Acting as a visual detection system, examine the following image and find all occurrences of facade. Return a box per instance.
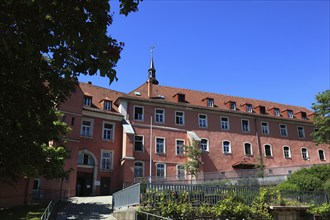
[1,57,328,207]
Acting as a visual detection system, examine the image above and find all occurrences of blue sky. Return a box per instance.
[79,0,330,110]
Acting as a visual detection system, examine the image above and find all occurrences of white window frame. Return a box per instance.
[155,108,165,124]
[280,124,288,137]
[230,101,236,110]
[244,142,253,156]
[301,147,309,160]
[200,138,209,152]
[155,137,166,154]
[220,117,230,130]
[264,144,273,157]
[177,164,186,180]
[102,121,114,141]
[297,126,305,138]
[222,140,231,154]
[283,146,291,159]
[134,135,144,152]
[287,110,294,118]
[241,119,250,132]
[261,121,269,135]
[83,96,92,106]
[318,149,326,161]
[207,98,214,107]
[198,114,208,128]
[175,111,185,126]
[176,139,185,156]
[81,118,94,137]
[134,161,144,177]
[156,163,166,178]
[274,108,280,116]
[246,104,253,113]
[100,150,113,171]
[103,100,112,111]
[134,105,144,121]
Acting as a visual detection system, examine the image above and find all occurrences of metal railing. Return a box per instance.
[40,200,56,220]
[136,210,173,220]
[112,183,141,210]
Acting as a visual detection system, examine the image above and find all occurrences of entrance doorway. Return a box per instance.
[76,172,93,196]
[100,177,111,195]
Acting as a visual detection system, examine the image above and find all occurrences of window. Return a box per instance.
[264,144,273,157]
[198,114,208,128]
[103,100,112,111]
[134,161,144,177]
[319,150,325,161]
[207,98,214,107]
[156,137,165,154]
[78,152,94,166]
[83,96,92,106]
[301,148,309,160]
[175,111,185,125]
[283,146,291,158]
[280,124,288,137]
[81,119,93,137]
[200,139,209,151]
[223,141,231,154]
[134,135,144,152]
[71,117,75,126]
[242,119,250,132]
[177,165,186,179]
[297,126,305,138]
[102,122,114,141]
[244,143,252,156]
[178,94,185,102]
[261,122,269,135]
[230,101,236,110]
[101,150,113,171]
[220,117,229,130]
[301,112,307,120]
[260,106,266,114]
[287,110,294,118]
[246,104,253,113]
[176,140,185,156]
[155,109,165,123]
[274,108,280,116]
[156,163,166,178]
[33,179,40,190]
[134,106,144,121]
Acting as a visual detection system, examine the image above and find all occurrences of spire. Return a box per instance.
[148,46,158,85]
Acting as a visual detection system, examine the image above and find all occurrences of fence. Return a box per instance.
[112,183,141,210]
[40,200,56,220]
[136,210,173,220]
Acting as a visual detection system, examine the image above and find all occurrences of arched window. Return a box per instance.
[244,142,252,156]
[264,144,273,157]
[78,152,95,166]
[134,161,144,177]
[156,163,166,178]
[318,149,326,161]
[200,139,209,152]
[301,148,309,160]
[283,146,291,158]
[223,141,231,154]
[176,164,186,179]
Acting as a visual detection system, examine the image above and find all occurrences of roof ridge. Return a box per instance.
[79,82,126,95]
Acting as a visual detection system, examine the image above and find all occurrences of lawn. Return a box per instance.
[0,203,47,220]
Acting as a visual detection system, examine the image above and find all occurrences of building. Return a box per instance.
[1,56,328,207]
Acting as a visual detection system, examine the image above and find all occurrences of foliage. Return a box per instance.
[184,140,203,179]
[0,203,47,220]
[0,0,141,183]
[250,187,279,220]
[312,90,330,145]
[308,203,330,219]
[277,165,330,192]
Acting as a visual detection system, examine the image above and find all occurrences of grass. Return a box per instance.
[0,203,47,220]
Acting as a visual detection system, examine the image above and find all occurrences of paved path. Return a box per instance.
[56,196,116,220]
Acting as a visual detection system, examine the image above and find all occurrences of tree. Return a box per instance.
[0,0,141,183]
[312,90,330,145]
[184,140,203,180]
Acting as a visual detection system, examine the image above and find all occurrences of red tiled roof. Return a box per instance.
[127,83,314,120]
[79,82,125,112]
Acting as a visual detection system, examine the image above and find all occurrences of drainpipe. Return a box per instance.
[254,117,264,178]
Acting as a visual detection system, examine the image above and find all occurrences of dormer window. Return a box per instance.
[207,98,214,107]
[287,110,294,118]
[104,100,112,111]
[246,104,253,113]
[84,96,92,107]
[230,101,236,110]
[260,106,266,114]
[178,94,185,103]
[274,108,280,116]
[301,112,307,120]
